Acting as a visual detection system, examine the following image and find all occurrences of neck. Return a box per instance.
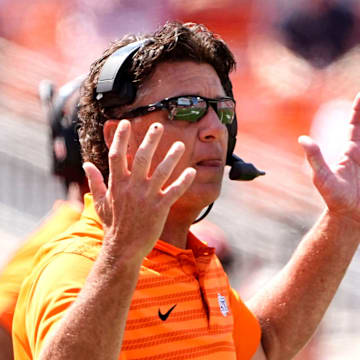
[160,205,202,249]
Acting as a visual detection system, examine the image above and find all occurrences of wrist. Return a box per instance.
[313,209,360,250]
[101,226,156,267]
[99,244,144,272]
[100,231,145,273]
[323,208,360,230]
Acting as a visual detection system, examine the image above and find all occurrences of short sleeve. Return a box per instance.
[23,253,93,358]
[229,288,261,359]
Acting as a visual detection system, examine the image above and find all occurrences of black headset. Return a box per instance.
[39,76,85,188]
[95,40,265,182]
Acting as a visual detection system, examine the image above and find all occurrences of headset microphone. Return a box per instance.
[228,154,265,181]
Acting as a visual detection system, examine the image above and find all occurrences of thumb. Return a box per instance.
[83,162,107,205]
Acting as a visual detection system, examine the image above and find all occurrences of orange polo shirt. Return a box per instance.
[0,201,81,334]
[12,194,261,359]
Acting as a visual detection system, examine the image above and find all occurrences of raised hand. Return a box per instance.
[83,120,196,263]
[299,93,360,223]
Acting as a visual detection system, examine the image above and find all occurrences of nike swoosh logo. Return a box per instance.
[158,304,177,321]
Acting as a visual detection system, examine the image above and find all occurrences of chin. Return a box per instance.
[188,182,222,207]
[170,182,221,215]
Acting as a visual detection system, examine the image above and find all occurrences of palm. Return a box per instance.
[300,94,360,223]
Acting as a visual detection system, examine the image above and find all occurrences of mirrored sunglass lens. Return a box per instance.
[173,97,207,122]
[218,108,235,124]
[217,100,235,124]
[174,107,206,122]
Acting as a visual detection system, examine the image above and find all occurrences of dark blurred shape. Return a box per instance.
[39,76,85,190]
[279,1,357,68]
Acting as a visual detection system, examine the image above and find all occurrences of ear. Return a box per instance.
[103,120,119,149]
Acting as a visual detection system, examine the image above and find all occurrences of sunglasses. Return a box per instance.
[105,95,236,124]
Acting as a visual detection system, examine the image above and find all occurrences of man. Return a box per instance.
[0,77,87,359]
[12,21,360,359]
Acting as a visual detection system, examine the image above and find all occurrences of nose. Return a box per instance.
[198,106,227,142]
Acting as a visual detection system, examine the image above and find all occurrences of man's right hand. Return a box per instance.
[83,120,196,265]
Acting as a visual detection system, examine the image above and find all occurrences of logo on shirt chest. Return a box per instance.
[217,293,229,317]
[158,304,177,321]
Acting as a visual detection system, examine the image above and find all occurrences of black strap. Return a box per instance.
[192,203,214,224]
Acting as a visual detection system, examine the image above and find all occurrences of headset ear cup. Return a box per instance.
[122,82,136,105]
[113,75,137,105]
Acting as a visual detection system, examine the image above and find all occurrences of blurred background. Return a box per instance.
[1,0,360,358]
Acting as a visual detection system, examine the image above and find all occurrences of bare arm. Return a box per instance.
[248,211,359,359]
[0,325,13,360]
[251,343,267,360]
[39,121,196,360]
[248,93,360,359]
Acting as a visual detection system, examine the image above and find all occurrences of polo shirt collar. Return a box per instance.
[81,193,215,257]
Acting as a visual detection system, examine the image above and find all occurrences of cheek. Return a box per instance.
[127,129,175,174]
[154,134,194,178]
[152,137,178,167]
[128,120,196,174]
[220,128,229,157]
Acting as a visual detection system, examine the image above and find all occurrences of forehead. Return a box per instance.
[136,61,225,105]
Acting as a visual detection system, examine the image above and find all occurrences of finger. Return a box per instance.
[161,167,197,206]
[298,135,331,176]
[151,141,185,189]
[131,123,163,179]
[350,92,360,124]
[108,120,131,182]
[83,162,107,205]
[349,93,360,141]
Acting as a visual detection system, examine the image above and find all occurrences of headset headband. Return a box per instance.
[97,40,148,96]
